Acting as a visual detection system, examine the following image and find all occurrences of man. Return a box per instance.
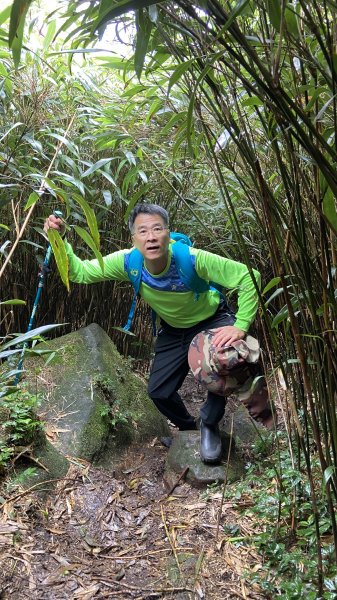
[45,203,272,464]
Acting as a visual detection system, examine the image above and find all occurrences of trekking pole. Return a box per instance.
[14,210,64,384]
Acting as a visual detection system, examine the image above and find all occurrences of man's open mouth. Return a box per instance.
[147,245,160,251]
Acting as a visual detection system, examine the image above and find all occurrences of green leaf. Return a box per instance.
[168,60,194,94]
[266,0,281,31]
[47,229,69,291]
[222,0,251,31]
[44,132,79,156]
[102,190,112,207]
[0,62,12,95]
[323,187,337,233]
[135,8,153,79]
[24,191,39,210]
[73,226,104,273]
[81,158,114,178]
[112,326,136,336]
[304,87,328,112]
[0,122,24,143]
[145,97,163,122]
[43,19,56,52]
[1,323,64,351]
[0,5,11,27]
[9,0,33,68]
[72,193,100,250]
[93,0,160,31]
[323,466,335,485]
[271,305,289,328]
[262,277,281,295]
[0,299,26,306]
[124,184,151,223]
[242,96,264,107]
[97,56,132,70]
[161,112,187,135]
[284,4,299,37]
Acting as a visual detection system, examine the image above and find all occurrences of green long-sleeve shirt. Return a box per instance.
[65,242,261,331]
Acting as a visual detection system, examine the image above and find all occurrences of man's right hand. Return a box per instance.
[44,214,66,237]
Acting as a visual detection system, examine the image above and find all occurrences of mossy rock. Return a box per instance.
[24,323,169,465]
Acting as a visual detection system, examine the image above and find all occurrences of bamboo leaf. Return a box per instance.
[81,158,114,178]
[72,193,100,249]
[168,60,194,94]
[161,112,187,134]
[43,19,56,51]
[323,187,337,233]
[45,132,79,156]
[285,4,299,37]
[0,122,24,143]
[93,0,160,32]
[1,323,64,351]
[222,0,251,31]
[0,299,26,306]
[323,466,335,485]
[271,305,289,328]
[24,191,39,210]
[73,226,104,273]
[262,277,281,295]
[124,184,151,223]
[0,6,11,26]
[47,229,70,291]
[9,0,33,67]
[102,190,112,207]
[266,0,281,31]
[242,96,264,107]
[135,8,153,80]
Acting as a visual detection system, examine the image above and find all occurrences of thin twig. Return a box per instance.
[216,416,234,541]
[160,504,183,577]
[0,476,78,509]
[94,577,194,594]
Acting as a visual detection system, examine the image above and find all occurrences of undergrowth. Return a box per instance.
[221,431,337,599]
[0,385,42,474]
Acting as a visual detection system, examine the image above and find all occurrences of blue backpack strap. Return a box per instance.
[123,248,144,331]
[171,241,209,298]
[170,232,193,246]
[126,248,143,294]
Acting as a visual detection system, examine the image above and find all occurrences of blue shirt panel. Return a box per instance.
[124,252,197,293]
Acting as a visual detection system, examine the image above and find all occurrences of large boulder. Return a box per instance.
[25,323,169,465]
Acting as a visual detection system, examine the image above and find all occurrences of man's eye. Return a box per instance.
[153,227,162,233]
[138,230,146,235]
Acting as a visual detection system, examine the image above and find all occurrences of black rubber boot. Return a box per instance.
[200,421,222,464]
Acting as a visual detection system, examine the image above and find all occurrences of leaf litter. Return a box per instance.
[0,375,267,600]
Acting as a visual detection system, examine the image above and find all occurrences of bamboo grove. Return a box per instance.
[2,0,337,594]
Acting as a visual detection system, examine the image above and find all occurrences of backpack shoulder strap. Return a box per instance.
[171,242,209,296]
[123,248,144,331]
[126,248,144,295]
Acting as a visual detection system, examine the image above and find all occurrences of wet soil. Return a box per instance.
[0,375,266,600]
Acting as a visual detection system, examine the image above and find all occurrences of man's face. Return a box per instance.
[132,213,170,263]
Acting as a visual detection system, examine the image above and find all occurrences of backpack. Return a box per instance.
[123,232,225,333]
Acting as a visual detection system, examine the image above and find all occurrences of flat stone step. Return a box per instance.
[166,430,245,487]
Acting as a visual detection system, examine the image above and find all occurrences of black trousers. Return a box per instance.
[147,303,235,429]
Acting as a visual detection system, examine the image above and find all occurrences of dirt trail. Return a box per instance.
[0,377,266,600]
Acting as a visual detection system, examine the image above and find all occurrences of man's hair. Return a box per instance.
[128,204,169,233]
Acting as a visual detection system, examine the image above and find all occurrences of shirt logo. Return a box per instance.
[130,269,139,276]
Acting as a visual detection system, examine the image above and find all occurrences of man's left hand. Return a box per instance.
[211,325,246,348]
